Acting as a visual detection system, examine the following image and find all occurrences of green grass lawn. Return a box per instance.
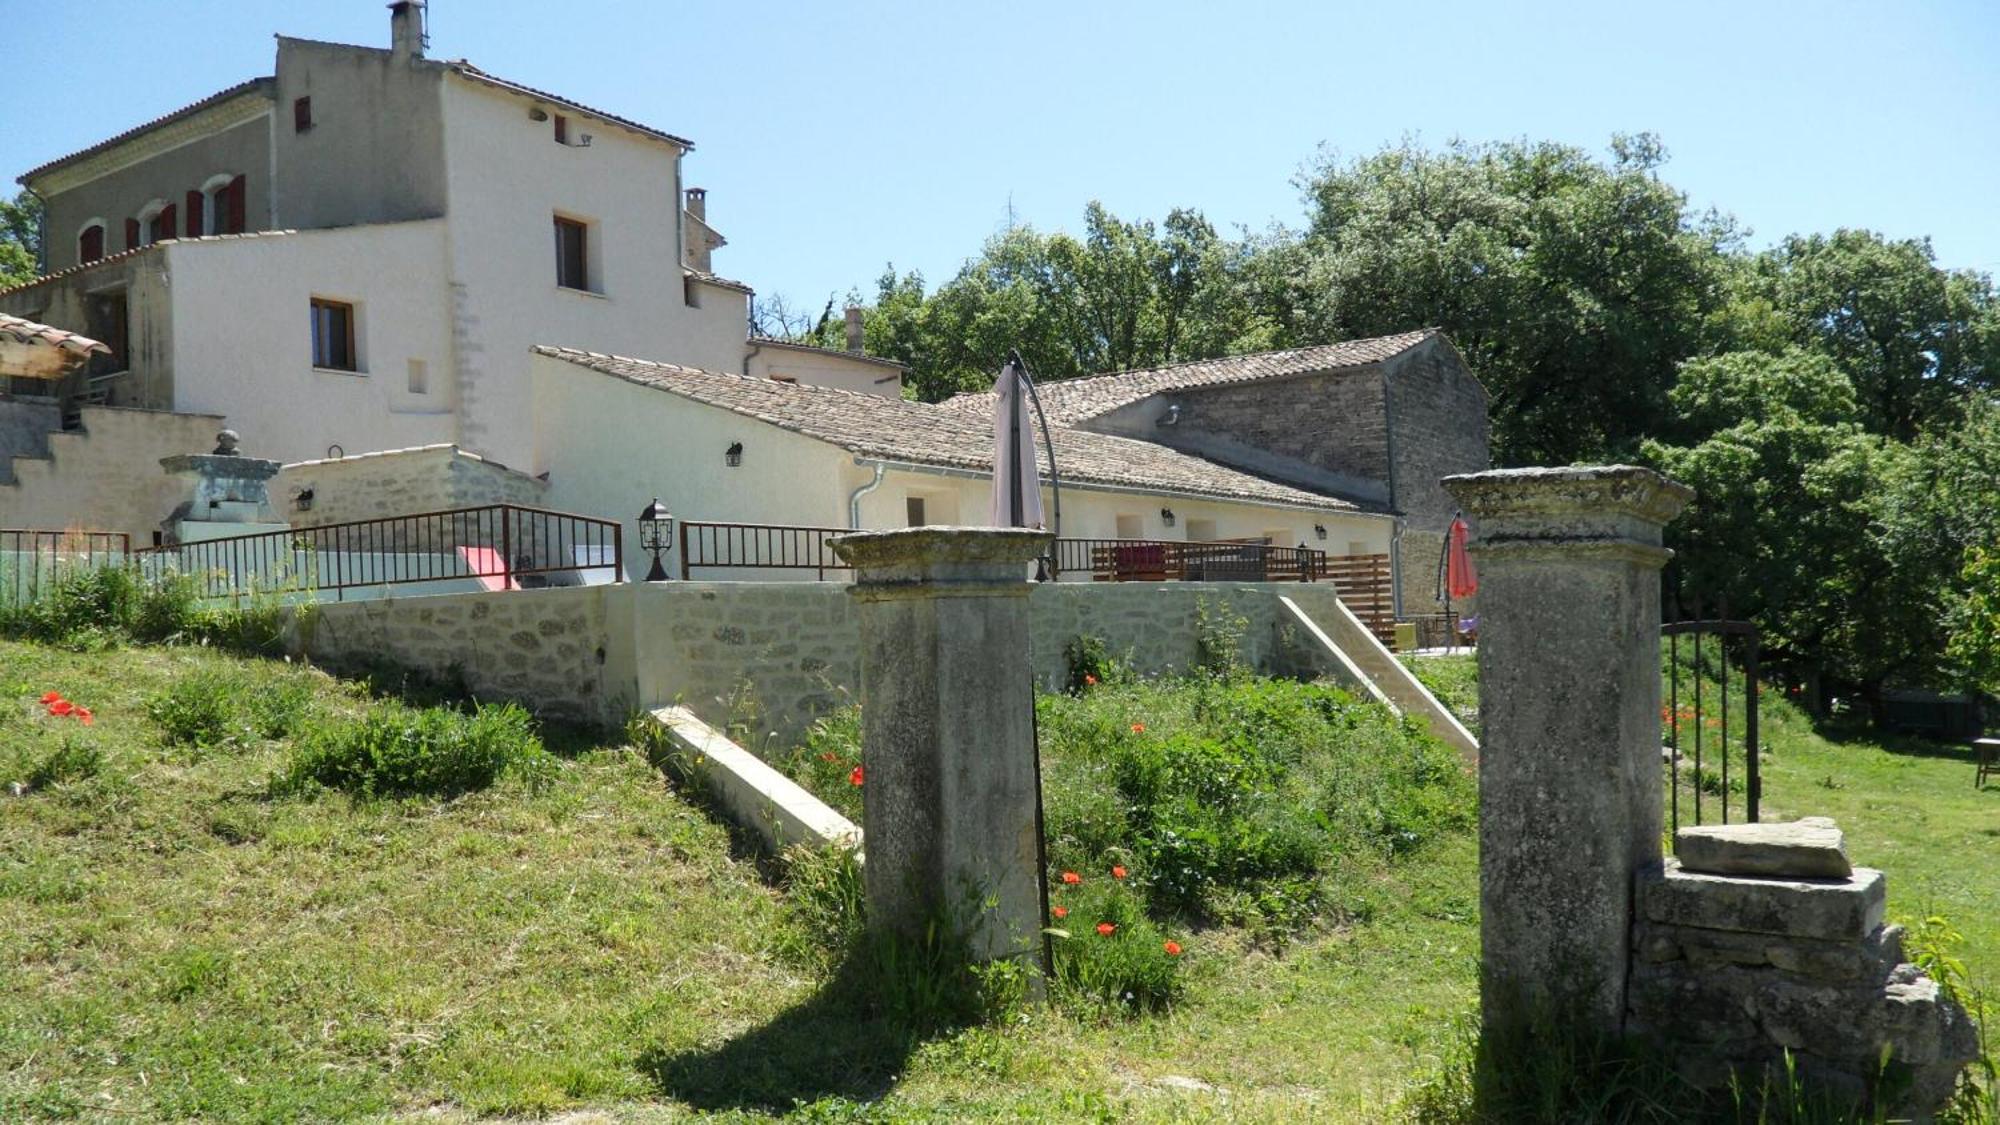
[1,640,1479,1122]
[6,636,1992,1123]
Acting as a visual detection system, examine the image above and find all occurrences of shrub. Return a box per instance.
[1064,633,1122,694]
[277,701,553,799]
[779,708,864,823]
[0,562,296,655]
[1194,597,1249,675]
[12,738,103,792]
[147,670,243,749]
[1047,871,1186,1014]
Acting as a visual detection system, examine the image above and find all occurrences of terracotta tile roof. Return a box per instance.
[941,330,1436,423]
[0,313,109,356]
[749,337,906,372]
[19,78,275,185]
[0,230,303,300]
[532,346,1358,512]
[445,61,695,150]
[685,268,754,295]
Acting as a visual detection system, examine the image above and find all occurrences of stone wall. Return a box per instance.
[277,443,547,529]
[298,579,1360,748]
[1384,337,1491,534]
[0,398,59,485]
[1174,368,1390,484]
[1630,822,1977,1115]
[0,405,225,541]
[296,585,634,726]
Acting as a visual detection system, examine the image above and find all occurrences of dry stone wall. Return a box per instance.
[276,444,547,530]
[299,579,1360,748]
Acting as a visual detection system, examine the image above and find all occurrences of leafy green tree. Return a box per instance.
[1291,134,1740,465]
[0,191,40,288]
[1747,230,2000,441]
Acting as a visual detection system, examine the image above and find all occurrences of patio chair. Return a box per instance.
[1975,736,1999,790]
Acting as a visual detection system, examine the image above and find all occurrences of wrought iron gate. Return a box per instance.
[1663,618,1760,832]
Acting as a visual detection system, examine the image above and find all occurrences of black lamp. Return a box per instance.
[1314,524,1327,541]
[724,441,743,467]
[1160,507,1175,528]
[639,498,675,581]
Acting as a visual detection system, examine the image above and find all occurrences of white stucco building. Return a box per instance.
[0,1,898,470]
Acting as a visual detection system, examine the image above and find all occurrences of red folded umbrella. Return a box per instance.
[1446,516,1478,599]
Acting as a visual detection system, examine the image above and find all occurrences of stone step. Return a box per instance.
[1641,859,1884,942]
[1676,816,1852,879]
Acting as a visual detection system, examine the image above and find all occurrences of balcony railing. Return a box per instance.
[679,520,851,580]
[133,504,622,601]
[1,528,131,606]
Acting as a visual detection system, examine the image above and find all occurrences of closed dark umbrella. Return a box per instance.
[988,356,1046,529]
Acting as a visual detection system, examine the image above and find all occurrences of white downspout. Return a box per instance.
[846,462,885,529]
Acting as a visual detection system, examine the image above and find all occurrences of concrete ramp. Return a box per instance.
[647,706,862,854]
[1279,595,1479,762]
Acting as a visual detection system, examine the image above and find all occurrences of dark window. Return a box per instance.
[78,225,105,264]
[86,290,129,375]
[553,114,568,145]
[554,216,588,290]
[906,497,927,527]
[294,96,313,132]
[148,205,176,244]
[185,190,204,236]
[310,298,356,371]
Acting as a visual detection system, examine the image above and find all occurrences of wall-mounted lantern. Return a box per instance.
[639,497,675,582]
[293,486,315,513]
[1160,507,1176,528]
[1314,524,1327,541]
[724,441,743,468]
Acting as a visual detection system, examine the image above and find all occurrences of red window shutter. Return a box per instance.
[155,204,177,242]
[186,190,204,236]
[554,114,567,145]
[79,226,104,263]
[227,174,247,233]
[124,218,141,250]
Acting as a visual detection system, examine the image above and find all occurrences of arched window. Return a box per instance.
[77,220,106,264]
[134,200,174,248]
[200,174,238,236]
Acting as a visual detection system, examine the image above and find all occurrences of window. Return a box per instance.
[77,223,105,264]
[553,215,589,290]
[407,358,428,395]
[683,275,700,308]
[135,201,170,247]
[310,298,357,371]
[553,114,568,145]
[85,290,129,374]
[906,497,927,527]
[200,175,243,236]
[148,205,176,244]
[294,96,313,132]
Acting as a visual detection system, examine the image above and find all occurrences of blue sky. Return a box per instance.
[5,0,1995,311]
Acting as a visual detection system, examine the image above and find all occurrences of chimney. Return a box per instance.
[389,0,427,60]
[845,306,865,353]
[684,187,707,223]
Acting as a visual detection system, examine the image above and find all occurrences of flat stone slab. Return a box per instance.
[1640,860,1885,941]
[1675,816,1852,879]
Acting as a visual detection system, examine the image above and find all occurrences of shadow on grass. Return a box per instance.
[1817,721,1985,765]
[636,953,960,1113]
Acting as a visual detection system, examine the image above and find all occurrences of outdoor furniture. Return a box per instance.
[1974,737,1999,790]
[1091,542,1169,582]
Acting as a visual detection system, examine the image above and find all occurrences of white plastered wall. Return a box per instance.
[439,79,750,467]
[745,345,904,398]
[163,222,456,464]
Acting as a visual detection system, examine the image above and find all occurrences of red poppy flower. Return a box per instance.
[1084,673,1098,686]
[47,700,74,716]
[1111,865,1128,879]
[1096,922,1116,937]
[1051,906,1068,919]
[848,765,865,787]
[1130,722,1146,733]
[1061,871,1081,885]
[40,691,63,704]
[1163,940,1183,956]
[75,707,93,725]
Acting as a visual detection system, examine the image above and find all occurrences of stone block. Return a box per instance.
[1676,816,1851,879]
[1640,859,1885,941]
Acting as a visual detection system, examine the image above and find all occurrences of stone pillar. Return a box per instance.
[830,526,1052,965]
[1442,465,1692,1036]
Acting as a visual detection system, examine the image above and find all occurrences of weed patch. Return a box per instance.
[276,701,554,799]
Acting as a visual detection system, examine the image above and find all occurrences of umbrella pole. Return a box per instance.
[1011,349,1062,576]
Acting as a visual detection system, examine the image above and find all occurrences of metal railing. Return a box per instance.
[1055,538,1328,583]
[1,528,131,606]
[134,504,622,601]
[1663,618,1761,831]
[679,521,851,579]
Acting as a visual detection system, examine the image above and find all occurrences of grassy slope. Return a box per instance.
[1,641,1478,1122]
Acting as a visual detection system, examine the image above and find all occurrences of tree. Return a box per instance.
[1291,134,1740,465]
[1748,230,2000,442]
[0,191,40,288]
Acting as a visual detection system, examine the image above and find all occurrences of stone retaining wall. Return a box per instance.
[296,579,1360,746]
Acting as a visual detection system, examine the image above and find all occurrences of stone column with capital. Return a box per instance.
[1442,465,1692,1037]
[829,526,1052,966]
